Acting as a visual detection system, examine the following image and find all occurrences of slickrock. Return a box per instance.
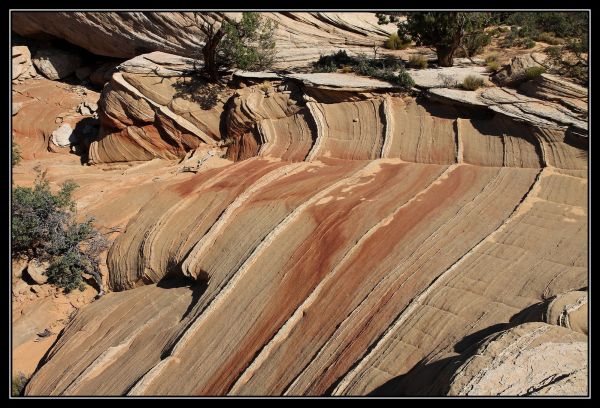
[12,79,100,158]
[519,73,588,115]
[493,53,547,87]
[12,12,395,68]
[17,40,587,396]
[447,323,587,396]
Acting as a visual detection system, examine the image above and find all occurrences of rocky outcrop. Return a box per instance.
[32,48,82,80]
[493,53,547,87]
[12,79,100,158]
[12,12,395,68]
[18,47,587,396]
[447,323,587,396]
[12,45,38,83]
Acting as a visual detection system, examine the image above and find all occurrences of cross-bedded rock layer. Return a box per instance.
[22,51,588,396]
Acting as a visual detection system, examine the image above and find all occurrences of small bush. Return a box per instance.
[340,65,353,73]
[259,81,271,92]
[461,75,485,91]
[12,373,29,396]
[385,33,410,50]
[522,38,536,49]
[313,50,354,72]
[485,53,499,63]
[408,54,428,69]
[524,66,546,80]
[438,73,458,88]
[12,142,21,167]
[486,61,501,72]
[462,32,492,56]
[534,32,563,45]
[11,171,108,293]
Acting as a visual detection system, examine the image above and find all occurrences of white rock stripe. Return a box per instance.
[333,167,546,395]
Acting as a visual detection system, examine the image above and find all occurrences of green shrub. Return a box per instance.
[524,66,546,80]
[461,75,485,90]
[462,32,492,56]
[11,171,108,293]
[12,142,21,167]
[385,32,411,50]
[12,373,29,396]
[534,32,563,45]
[408,54,428,69]
[522,38,536,49]
[340,65,353,73]
[486,61,501,72]
[313,50,354,72]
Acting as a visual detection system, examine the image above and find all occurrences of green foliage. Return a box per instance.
[12,142,21,167]
[533,32,563,46]
[524,66,546,80]
[12,373,29,396]
[11,171,108,292]
[461,32,491,56]
[461,75,485,91]
[219,13,278,71]
[522,38,536,49]
[311,50,414,90]
[385,32,411,50]
[408,54,428,69]
[384,12,494,66]
[502,12,588,39]
[544,43,588,85]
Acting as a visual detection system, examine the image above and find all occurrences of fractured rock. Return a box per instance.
[493,53,547,87]
[51,124,75,147]
[12,45,38,82]
[25,260,49,285]
[33,48,82,80]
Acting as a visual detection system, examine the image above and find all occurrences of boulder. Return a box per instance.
[32,48,82,80]
[12,102,23,116]
[51,123,75,147]
[448,323,587,396]
[12,45,37,82]
[25,260,49,285]
[492,53,547,87]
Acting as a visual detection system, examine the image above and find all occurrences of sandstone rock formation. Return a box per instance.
[447,323,587,396]
[12,45,38,83]
[22,50,587,395]
[12,79,100,158]
[12,12,395,68]
[493,53,547,87]
[32,48,82,80]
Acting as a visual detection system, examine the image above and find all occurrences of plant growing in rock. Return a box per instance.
[377,12,494,66]
[461,75,485,91]
[408,54,428,69]
[11,169,108,293]
[12,372,29,396]
[193,12,278,82]
[524,66,546,80]
[12,142,21,167]
[385,32,411,50]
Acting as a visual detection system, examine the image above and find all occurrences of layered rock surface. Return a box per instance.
[24,62,587,397]
[12,12,395,67]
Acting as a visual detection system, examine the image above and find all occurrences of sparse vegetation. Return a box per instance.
[311,50,414,91]
[543,40,588,84]
[524,66,546,80]
[533,32,563,46]
[11,169,108,293]
[12,373,29,396]
[486,61,501,73]
[385,32,411,50]
[193,12,277,82]
[377,12,494,66]
[12,142,21,167]
[259,80,272,92]
[522,38,536,49]
[408,54,428,69]
[461,75,485,91]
